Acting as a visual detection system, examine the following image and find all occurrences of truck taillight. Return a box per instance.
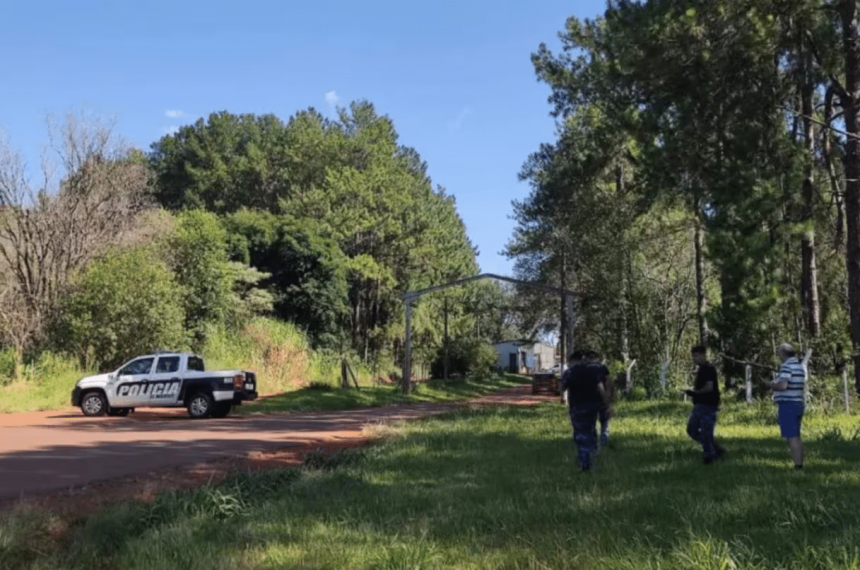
[233,374,243,389]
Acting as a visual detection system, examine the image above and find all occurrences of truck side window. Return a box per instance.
[120,358,154,376]
[187,356,205,372]
[156,356,180,374]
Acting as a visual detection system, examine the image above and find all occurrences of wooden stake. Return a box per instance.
[801,349,812,404]
[626,360,637,393]
[347,362,360,390]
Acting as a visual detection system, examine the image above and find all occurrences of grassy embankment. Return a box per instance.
[3,397,860,569]
[0,318,509,413]
[235,373,526,414]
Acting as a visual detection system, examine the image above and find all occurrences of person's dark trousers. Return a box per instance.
[570,407,599,470]
[687,404,724,461]
[598,406,610,446]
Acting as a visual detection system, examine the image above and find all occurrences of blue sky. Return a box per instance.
[0,0,606,276]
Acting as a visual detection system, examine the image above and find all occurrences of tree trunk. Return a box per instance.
[620,259,630,363]
[800,39,821,338]
[617,161,630,361]
[12,345,22,381]
[823,86,846,251]
[559,249,567,362]
[443,296,449,380]
[838,1,860,394]
[693,200,709,346]
[566,293,576,358]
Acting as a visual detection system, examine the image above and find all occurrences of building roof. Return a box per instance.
[492,339,531,346]
[492,339,554,348]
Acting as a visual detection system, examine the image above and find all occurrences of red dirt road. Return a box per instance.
[0,384,552,514]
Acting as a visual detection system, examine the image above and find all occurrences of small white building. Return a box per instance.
[492,340,557,374]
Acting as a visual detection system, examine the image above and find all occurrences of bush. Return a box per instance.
[806,373,849,412]
[430,337,498,380]
[50,247,187,370]
[0,348,17,383]
[624,385,647,401]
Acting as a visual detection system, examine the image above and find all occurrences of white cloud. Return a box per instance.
[165,109,185,118]
[447,107,471,131]
[324,91,340,108]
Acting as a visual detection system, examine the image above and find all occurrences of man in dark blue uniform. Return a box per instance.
[685,345,727,464]
[559,351,583,406]
[562,349,611,471]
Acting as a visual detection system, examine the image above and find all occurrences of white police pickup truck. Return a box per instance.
[70,352,258,419]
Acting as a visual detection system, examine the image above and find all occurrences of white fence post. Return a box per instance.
[801,349,812,404]
[745,364,753,403]
[660,360,671,390]
[844,368,850,414]
[626,360,637,393]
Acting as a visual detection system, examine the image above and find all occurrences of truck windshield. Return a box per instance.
[187,356,205,372]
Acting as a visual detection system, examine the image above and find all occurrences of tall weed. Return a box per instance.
[202,318,330,395]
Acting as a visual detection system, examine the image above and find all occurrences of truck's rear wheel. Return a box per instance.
[210,402,232,418]
[187,392,212,419]
[81,392,107,417]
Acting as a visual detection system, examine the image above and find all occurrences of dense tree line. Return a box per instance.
[0,103,520,379]
[149,101,521,372]
[508,0,860,394]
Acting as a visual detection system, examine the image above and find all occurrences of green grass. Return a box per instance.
[4,397,860,569]
[235,373,526,414]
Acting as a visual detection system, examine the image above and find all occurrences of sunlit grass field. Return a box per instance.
[3,398,860,569]
[235,374,525,414]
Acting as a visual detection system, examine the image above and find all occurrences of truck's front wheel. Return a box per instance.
[81,392,107,417]
[187,392,212,419]
[210,402,232,418]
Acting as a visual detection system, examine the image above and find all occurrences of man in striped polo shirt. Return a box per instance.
[769,343,806,469]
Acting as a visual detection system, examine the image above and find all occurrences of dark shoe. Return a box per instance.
[704,457,714,465]
[795,464,803,470]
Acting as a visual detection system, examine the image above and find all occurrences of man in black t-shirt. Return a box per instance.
[563,349,610,471]
[685,345,727,464]
[560,351,583,403]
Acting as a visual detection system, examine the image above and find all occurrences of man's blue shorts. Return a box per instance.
[777,402,804,438]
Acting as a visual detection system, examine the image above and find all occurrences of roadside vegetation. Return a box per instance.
[0,108,521,414]
[0,319,338,413]
[2,399,859,570]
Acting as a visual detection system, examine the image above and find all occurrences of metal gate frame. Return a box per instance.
[399,273,576,393]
